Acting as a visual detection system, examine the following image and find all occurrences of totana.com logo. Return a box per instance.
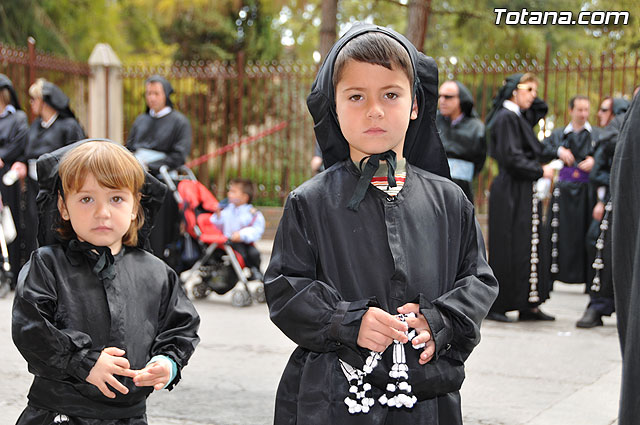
[494,8,629,26]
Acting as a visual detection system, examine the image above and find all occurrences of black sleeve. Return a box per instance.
[12,252,102,382]
[149,114,192,170]
[149,268,200,390]
[540,131,561,163]
[64,118,86,145]
[472,121,487,175]
[0,113,28,163]
[422,201,498,362]
[264,192,372,355]
[493,113,544,180]
[589,144,611,189]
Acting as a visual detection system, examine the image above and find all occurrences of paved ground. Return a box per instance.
[0,240,621,425]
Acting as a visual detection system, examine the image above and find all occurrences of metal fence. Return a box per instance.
[2,39,638,209]
[0,38,90,129]
[122,55,317,204]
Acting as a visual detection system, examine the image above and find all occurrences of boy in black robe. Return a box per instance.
[0,74,29,290]
[10,79,85,287]
[12,140,200,423]
[541,95,595,284]
[126,75,192,265]
[264,24,498,424]
[436,80,486,203]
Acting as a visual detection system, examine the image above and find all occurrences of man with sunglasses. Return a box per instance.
[577,96,630,328]
[541,95,595,287]
[436,81,486,203]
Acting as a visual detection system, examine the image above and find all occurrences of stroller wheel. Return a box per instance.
[231,289,252,307]
[252,283,266,303]
[192,282,210,299]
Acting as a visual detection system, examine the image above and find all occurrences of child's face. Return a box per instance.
[335,60,418,163]
[58,173,137,255]
[228,184,249,206]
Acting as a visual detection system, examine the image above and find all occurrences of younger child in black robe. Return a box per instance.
[12,140,200,424]
[265,24,498,425]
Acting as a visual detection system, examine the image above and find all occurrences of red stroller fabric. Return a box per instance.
[177,180,226,244]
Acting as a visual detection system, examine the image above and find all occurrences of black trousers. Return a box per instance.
[16,405,147,425]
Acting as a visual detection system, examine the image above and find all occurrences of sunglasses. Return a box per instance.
[517,84,537,93]
[438,94,457,100]
[599,107,610,112]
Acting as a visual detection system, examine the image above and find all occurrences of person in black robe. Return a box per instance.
[486,73,556,322]
[576,97,629,328]
[0,74,29,290]
[9,79,85,286]
[126,75,192,265]
[265,24,498,425]
[541,95,595,284]
[610,91,640,425]
[436,80,486,203]
[12,140,200,423]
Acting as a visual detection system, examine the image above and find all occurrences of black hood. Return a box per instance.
[612,97,630,116]
[145,74,174,111]
[454,81,476,117]
[306,23,449,179]
[42,82,76,119]
[0,74,22,110]
[35,139,167,251]
[486,73,547,128]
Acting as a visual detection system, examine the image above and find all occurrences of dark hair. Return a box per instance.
[229,178,256,203]
[569,95,589,110]
[333,32,413,91]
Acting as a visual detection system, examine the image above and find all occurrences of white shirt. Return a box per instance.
[149,106,172,118]
[502,99,521,116]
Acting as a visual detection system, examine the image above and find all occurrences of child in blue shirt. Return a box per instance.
[211,177,265,279]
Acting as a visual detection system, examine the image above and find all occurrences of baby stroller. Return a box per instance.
[0,193,15,298]
[159,166,265,307]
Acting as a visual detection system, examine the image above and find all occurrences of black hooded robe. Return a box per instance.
[611,93,640,425]
[265,24,498,425]
[125,76,192,264]
[487,92,552,314]
[12,140,200,422]
[541,126,596,284]
[15,83,85,285]
[0,74,29,288]
[584,100,629,314]
[435,82,486,204]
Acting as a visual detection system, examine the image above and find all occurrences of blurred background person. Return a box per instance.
[0,74,28,289]
[126,75,192,264]
[436,80,486,203]
[577,97,629,328]
[485,73,555,322]
[10,78,84,281]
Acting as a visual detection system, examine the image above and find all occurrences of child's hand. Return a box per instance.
[230,231,242,242]
[132,358,172,390]
[398,303,436,365]
[86,347,137,398]
[357,307,408,352]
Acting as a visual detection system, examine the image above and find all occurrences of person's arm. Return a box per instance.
[0,113,28,164]
[11,252,103,382]
[265,193,406,356]
[238,210,265,243]
[472,121,487,175]
[494,113,545,180]
[403,201,498,399]
[149,114,192,170]
[147,268,200,390]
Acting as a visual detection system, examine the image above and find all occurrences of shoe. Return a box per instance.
[486,312,514,322]
[519,308,556,321]
[576,309,603,328]
[249,267,264,282]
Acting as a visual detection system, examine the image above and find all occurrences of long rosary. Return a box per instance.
[339,313,425,414]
